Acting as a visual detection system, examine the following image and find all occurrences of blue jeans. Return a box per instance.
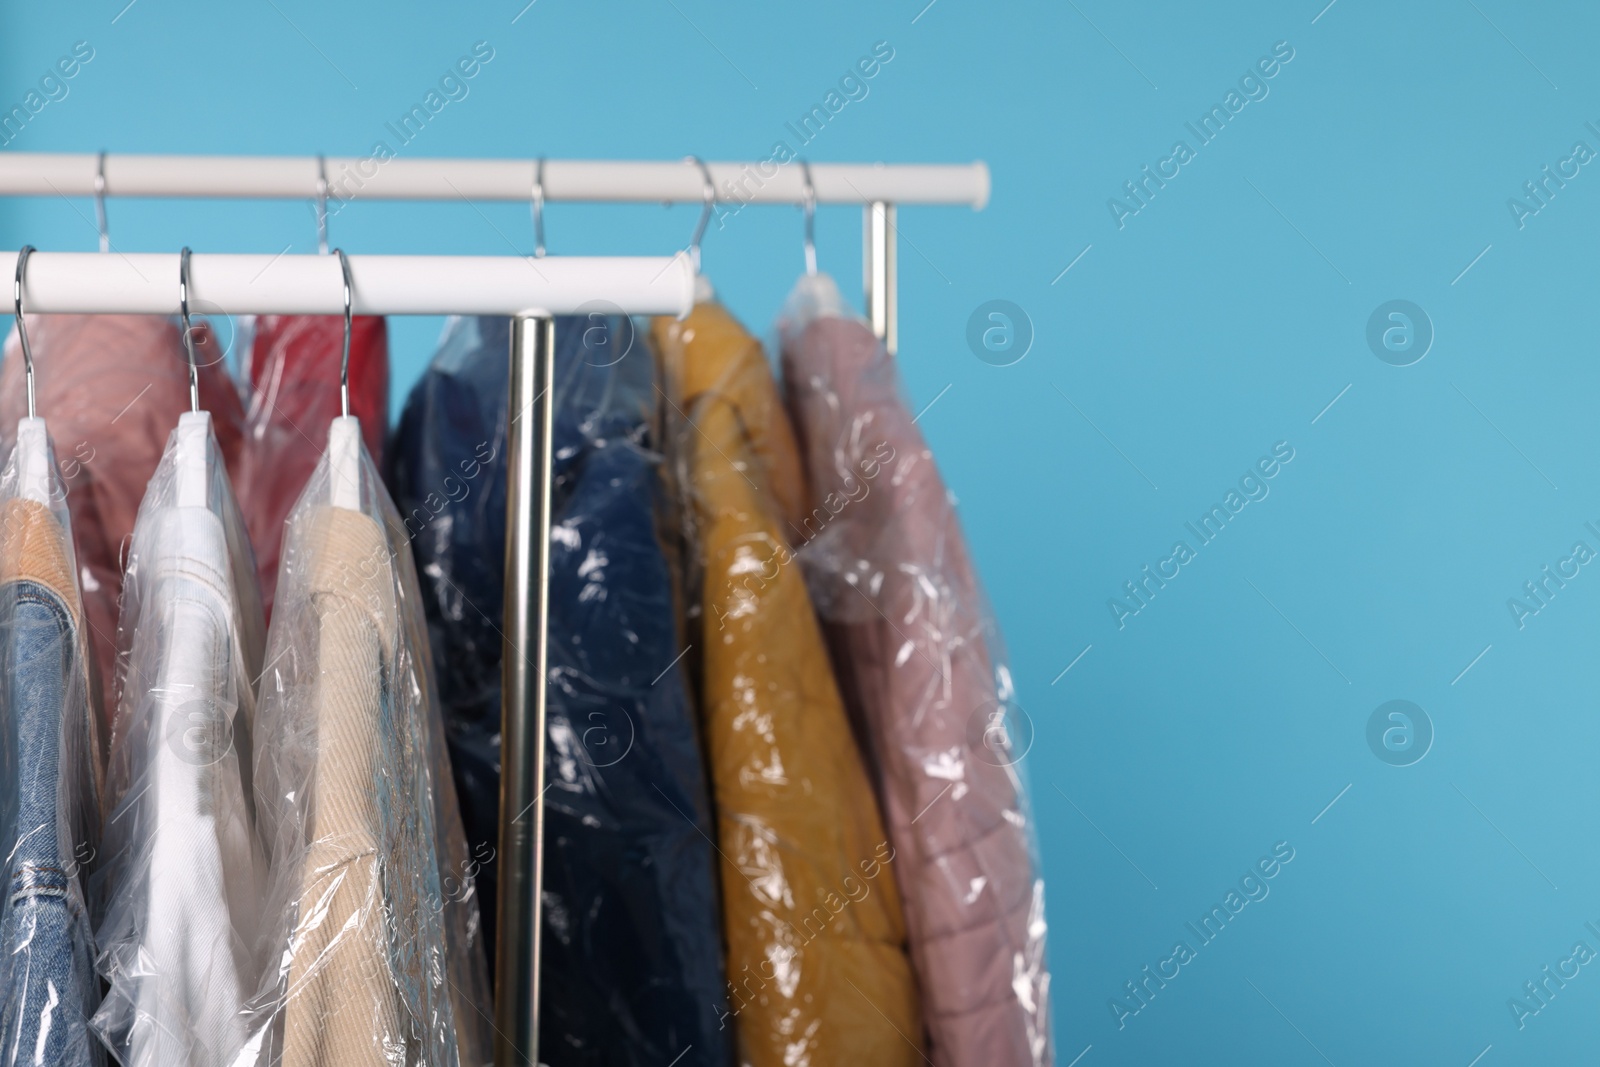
[0,580,100,1067]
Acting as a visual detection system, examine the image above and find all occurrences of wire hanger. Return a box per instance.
[334,247,353,417]
[94,151,109,254]
[174,247,217,509]
[686,155,715,274]
[320,194,358,508]
[531,157,547,258]
[315,154,330,256]
[327,248,362,510]
[13,246,52,504]
[13,246,36,419]
[799,158,818,276]
[178,247,201,412]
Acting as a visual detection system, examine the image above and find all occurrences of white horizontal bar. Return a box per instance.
[0,154,989,208]
[6,251,694,317]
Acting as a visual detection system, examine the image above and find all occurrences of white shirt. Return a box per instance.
[94,412,265,1067]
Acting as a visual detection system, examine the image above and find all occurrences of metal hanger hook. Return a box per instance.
[315,153,330,255]
[799,158,818,276]
[531,157,547,258]
[178,247,200,412]
[686,155,716,273]
[94,151,109,254]
[14,246,36,419]
[334,248,353,418]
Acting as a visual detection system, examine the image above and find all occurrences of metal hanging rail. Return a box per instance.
[2,249,692,316]
[0,153,988,206]
[0,152,989,354]
[1,149,988,1066]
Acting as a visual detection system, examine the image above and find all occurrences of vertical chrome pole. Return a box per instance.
[864,200,898,357]
[496,313,555,1067]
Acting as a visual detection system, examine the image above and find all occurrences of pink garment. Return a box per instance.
[0,314,247,729]
[779,277,1052,1067]
[236,314,388,621]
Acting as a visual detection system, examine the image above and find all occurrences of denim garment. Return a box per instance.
[391,316,731,1067]
[0,579,101,1067]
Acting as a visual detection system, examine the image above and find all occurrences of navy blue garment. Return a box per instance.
[390,316,731,1067]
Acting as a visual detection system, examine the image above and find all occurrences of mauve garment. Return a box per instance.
[777,275,1052,1067]
[236,314,389,621]
[652,299,923,1067]
[0,315,246,727]
[390,315,731,1067]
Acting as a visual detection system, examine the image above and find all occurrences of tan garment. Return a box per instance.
[653,303,923,1067]
[280,506,402,1067]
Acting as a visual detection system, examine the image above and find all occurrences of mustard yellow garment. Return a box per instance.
[653,302,923,1067]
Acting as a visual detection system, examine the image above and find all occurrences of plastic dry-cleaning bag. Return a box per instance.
[0,417,104,1066]
[235,314,389,621]
[247,415,491,1066]
[92,410,267,1067]
[778,273,1052,1066]
[390,314,731,1066]
[0,315,248,727]
[652,296,924,1067]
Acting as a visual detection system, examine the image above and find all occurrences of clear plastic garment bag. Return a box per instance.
[778,271,1052,1067]
[248,245,490,1066]
[92,408,267,1067]
[0,400,105,1066]
[652,293,926,1067]
[249,413,491,1066]
[391,315,730,1067]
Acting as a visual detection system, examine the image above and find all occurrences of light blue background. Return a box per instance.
[4,1,1598,1062]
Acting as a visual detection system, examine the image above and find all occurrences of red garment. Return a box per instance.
[0,314,247,729]
[779,277,1052,1067]
[236,315,388,619]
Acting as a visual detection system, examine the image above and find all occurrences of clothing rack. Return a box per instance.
[1,250,692,315]
[0,151,989,1066]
